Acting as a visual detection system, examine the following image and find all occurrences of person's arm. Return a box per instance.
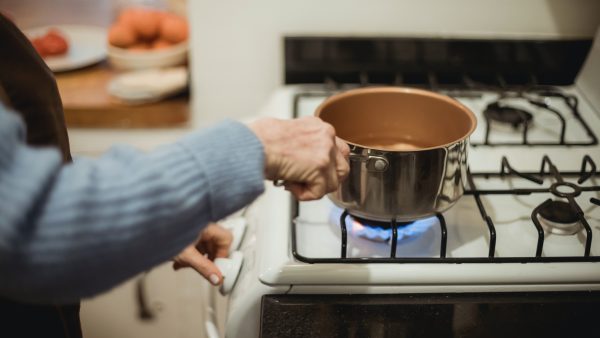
[0,103,265,302]
[173,116,352,286]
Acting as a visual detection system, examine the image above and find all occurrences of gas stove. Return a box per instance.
[289,85,600,264]
[214,35,600,338]
[249,83,600,286]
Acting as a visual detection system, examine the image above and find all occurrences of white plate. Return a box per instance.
[24,25,107,72]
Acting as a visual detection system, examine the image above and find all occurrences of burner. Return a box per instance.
[329,207,437,243]
[537,200,581,235]
[549,182,582,198]
[484,102,533,128]
[352,215,414,229]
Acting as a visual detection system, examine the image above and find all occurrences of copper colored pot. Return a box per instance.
[315,87,477,222]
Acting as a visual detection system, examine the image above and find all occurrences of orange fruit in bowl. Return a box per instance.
[152,39,173,50]
[108,7,188,56]
[120,7,161,41]
[108,23,137,48]
[159,13,188,44]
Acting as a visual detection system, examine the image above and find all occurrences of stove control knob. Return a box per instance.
[214,251,244,296]
[220,217,247,253]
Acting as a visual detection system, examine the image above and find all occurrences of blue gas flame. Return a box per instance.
[329,206,438,243]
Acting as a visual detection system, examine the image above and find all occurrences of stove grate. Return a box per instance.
[473,90,598,147]
[293,87,598,148]
[291,155,600,264]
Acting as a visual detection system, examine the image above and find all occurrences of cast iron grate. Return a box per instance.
[293,86,598,148]
[291,155,600,264]
[472,89,598,147]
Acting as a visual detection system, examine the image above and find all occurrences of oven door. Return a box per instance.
[260,292,600,338]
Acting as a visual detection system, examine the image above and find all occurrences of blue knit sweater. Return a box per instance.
[0,102,265,303]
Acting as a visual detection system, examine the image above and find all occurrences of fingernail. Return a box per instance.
[209,274,220,285]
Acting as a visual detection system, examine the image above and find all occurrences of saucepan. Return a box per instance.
[315,87,477,222]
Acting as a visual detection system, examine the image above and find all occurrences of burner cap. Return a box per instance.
[484,102,533,128]
[549,182,582,198]
[538,200,579,224]
[537,200,582,236]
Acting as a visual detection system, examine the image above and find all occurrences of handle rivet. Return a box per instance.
[374,159,387,171]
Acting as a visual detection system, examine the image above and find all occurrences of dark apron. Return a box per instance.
[0,14,81,338]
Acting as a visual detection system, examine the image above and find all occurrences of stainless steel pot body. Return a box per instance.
[333,139,469,221]
[316,87,476,222]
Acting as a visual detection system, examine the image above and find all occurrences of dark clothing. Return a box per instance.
[0,14,71,161]
[0,299,81,338]
[0,13,81,338]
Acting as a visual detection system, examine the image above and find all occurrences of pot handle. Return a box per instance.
[273,153,388,186]
[349,153,389,172]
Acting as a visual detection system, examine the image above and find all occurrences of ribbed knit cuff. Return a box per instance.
[178,120,265,221]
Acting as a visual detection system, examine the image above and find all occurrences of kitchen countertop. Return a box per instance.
[56,62,191,129]
[3,0,196,156]
[59,64,194,156]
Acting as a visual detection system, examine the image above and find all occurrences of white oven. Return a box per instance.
[189,3,600,338]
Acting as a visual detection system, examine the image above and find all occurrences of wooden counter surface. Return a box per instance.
[55,62,190,128]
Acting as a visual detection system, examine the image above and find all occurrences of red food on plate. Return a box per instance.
[31,29,69,57]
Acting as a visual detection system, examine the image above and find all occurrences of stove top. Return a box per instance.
[234,36,600,291]
[289,83,600,261]
[223,35,600,338]
[243,82,600,290]
[292,155,600,263]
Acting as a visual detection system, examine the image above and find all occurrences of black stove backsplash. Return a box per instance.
[284,37,592,87]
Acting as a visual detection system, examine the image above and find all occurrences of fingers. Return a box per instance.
[317,121,348,195]
[335,137,350,181]
[214,244,230,259]
[174,246,223,286]
[325,152,339,193]
[283,124,349,201]
[285,182,323,201]
[173,224,235,286]
[252,115,350,201]
[198,223,233,260]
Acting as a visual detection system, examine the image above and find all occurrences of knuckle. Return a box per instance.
[340,160,350,173]
[341,142,350,156]
[329,178,339,191]
[322,122,336,137]
[314,184,327,197]
[321,137,335,150]
[315,155,330,169]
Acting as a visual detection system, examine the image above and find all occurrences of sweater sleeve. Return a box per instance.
[0,103,265,303]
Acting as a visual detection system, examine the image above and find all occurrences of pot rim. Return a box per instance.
[314,86,478,152]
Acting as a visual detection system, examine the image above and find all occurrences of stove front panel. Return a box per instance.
[260,292,600,338]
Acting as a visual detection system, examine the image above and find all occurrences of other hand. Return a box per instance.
[248,116,350,201]
[173,223,233,285]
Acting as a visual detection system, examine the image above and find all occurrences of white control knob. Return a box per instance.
[214,251,244,295]
[220,217,247,253]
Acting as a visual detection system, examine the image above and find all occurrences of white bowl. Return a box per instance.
[107,42,188,70]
